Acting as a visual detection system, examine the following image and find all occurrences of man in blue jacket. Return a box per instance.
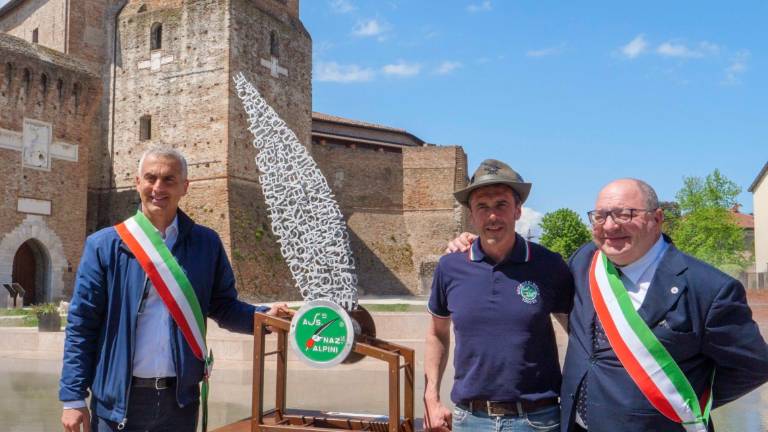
[60,147,284,432]
[561,178,768,431]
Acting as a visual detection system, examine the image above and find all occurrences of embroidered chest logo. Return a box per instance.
[517,281,539,304]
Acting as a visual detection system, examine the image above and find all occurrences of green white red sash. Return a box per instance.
[115,211,208,361]
[589,250,712,432]
[116,210,215,431]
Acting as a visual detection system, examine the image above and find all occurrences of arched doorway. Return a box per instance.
[11,239,49,305]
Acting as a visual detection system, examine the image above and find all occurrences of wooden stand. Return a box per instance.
[212,312,415,432]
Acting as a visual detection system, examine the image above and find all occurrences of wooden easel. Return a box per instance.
[212,312,415,432]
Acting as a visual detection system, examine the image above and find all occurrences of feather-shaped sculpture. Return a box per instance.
[234,73,358,311]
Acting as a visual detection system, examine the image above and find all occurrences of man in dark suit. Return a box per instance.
[562,178,768,431]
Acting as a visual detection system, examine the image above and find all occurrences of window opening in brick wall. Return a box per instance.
[22,68,30,96]
[270,30,280,58]
[4,63,12,92]
[32,28,39,43]
[73,82,80,110]
[140,115,152,141]
[138,4,147,13]
[40,73,48,97]
[56,79,64,102]
[151,23,163,50]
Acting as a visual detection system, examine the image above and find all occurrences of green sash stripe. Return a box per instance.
[601,254,709,424]
[133,211,207,337]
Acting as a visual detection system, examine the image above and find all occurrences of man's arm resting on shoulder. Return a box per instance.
[445,232,477,254]
[703,278,768,407]
[424,315,452,432]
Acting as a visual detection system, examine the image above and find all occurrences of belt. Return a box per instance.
[132,376,176,390]
[458,397,558,416]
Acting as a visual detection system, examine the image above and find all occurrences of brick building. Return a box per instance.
[0,0,467,304]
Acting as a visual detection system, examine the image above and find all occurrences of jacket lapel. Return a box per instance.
[636,242,688,328]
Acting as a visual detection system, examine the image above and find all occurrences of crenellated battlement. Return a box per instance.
[0,33,99,119]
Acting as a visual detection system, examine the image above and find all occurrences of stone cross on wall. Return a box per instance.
[0,118,78,171]
[260,56,288,78]
[138,51,175,72]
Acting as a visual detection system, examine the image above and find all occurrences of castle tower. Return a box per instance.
[100,0,311,300]
[0,0,112,70]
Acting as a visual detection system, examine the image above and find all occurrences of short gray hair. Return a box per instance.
[138,146,188,180]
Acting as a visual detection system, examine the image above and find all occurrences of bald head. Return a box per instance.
[597,178,659,210]
[592,178,664,265]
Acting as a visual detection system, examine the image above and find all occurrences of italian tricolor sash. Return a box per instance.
[589,250,712,432]
[116,211,215,431]
[115,210,208,360]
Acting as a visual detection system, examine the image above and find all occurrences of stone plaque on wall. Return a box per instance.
[22,118,52,171]
[17,198,52,216]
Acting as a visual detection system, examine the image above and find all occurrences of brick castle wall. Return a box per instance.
[225,0,312,300]
[314,143,468,296]
[0,34,102,298]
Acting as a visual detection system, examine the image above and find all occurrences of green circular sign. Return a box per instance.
[289,300,355,367]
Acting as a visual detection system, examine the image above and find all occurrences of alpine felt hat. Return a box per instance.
[453,159,532,206]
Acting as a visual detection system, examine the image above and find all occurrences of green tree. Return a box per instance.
[659,201,680,237]
[671,169,747,272]
[539,208,592,259]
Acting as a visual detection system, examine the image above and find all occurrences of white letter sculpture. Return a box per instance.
[234,73,358,311]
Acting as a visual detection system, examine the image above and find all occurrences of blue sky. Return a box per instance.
[2,0,764,234]
[301,0,767,234]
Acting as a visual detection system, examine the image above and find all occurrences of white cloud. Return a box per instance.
[434,61,462,75]
[516,207,544,241]
[723,50,750,85]
[382,60,421,77]
[656,41,719,58]
[621,34,648,59]
[315,62,375,83]
[352,19,388,38]
[526,45,563,58]
[329,0,355,14]
[467,1,492,13]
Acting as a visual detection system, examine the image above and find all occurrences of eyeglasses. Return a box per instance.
[587,208,657,226]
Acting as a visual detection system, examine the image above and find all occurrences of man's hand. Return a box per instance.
[266,303,293,318]
[445,232,477,254]
[62,407,91,432]
[423,399,452,431]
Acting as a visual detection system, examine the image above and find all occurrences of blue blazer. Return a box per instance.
[561,239,768,432]
[59,210,269,425]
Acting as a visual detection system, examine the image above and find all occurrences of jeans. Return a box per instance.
[452,404,561,432]
[92,385,199,432]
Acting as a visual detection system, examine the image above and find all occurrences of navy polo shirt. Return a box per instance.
[428,234,574,403]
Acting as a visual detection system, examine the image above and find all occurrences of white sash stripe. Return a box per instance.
[594,259,702,428]
[125,218,207,354]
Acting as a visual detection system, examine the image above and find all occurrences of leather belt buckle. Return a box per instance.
[475,401,518,416]
[154,377,169,390]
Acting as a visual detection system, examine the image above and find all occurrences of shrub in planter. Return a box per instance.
[32,303,62,332]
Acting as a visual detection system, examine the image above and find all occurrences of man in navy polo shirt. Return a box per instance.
[424,159,574,432]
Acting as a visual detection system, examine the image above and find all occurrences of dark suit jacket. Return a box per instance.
[561,239,768,432]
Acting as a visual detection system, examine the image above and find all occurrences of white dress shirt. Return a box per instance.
[616,235,669,310]
[64,216,179,409]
